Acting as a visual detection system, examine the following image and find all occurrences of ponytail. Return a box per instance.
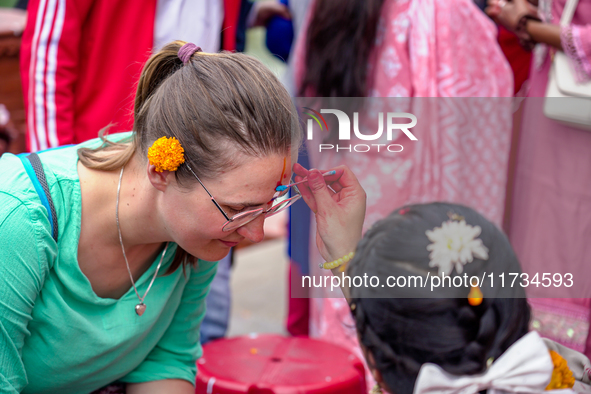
[133,41,185,135]
[77,42,185,172]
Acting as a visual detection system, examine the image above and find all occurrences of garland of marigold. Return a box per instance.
[546,350,575,390]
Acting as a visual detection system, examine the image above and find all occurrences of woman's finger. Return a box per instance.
[293,163,344,185]
[327,165,363,193]
[292,163,362,214]
[293,162,308,176]
[328,182,343,193]
[319,168,344,183]
[296,182,317,213]
[485,6,500,17]
[306,169,338,215]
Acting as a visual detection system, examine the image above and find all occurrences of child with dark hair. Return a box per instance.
[348,202,536,394]
[293,166,589,393]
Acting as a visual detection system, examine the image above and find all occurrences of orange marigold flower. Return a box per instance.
[546,350,575,390]
[147,136,185,172]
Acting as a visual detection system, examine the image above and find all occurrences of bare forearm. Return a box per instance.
[486,0,564,50]
[126,379,195,394]
[527,21,563,50]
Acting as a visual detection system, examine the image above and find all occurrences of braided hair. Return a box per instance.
[347,203,530,394]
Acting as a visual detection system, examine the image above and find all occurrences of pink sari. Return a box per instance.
[508,0,591,357]
[294,0,513,388]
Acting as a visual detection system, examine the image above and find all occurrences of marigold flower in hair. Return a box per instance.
[147,136,185,172]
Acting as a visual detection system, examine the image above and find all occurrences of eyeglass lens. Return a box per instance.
[222,193,301,232]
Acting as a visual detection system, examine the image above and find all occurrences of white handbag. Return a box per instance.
[543,0,591,130]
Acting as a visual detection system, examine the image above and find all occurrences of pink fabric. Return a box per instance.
[563,24,591,81]
[294,0,513,389]
[554,0,591,81]
[509,0,591,358]
[529,298,590,353]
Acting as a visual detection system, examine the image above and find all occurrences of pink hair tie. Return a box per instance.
[178,43,202,64]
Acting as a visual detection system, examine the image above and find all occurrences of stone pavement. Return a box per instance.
[227,238,289,337]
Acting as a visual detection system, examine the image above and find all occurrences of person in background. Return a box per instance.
[487,0,591,358]
[20,0,290,151]
[292,0,514,387]
[0,105,19,156]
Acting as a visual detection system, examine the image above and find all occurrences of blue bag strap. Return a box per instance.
[19,153,58,242]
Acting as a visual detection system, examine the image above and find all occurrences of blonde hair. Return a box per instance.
[79,41,301,271]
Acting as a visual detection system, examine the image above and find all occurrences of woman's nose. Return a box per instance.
[236,214,265,243]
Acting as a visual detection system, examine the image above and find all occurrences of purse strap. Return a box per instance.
[560,0,579,26]
[19,153,59,242]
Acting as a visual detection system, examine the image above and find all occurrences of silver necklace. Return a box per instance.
[116,166,168,316]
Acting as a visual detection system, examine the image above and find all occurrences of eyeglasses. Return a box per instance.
[186,164,301,232]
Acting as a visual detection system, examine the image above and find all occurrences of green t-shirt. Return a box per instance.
[0,136,218,394]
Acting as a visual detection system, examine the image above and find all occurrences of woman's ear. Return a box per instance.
[147,163,172,192]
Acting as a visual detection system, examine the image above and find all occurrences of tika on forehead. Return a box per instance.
[269,157,288,204]
[277,157,287,188]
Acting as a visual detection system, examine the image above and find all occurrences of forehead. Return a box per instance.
[208,154,291,205]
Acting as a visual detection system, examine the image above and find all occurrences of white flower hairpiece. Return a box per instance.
[426,218,489,275]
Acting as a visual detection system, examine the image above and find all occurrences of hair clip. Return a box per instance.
[147,136,185,172]
[468,285,483,306]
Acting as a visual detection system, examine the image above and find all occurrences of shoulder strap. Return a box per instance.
[560,0,579,26]
[19,153,59,242]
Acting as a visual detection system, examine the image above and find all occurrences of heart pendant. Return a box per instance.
[135,303,146,316]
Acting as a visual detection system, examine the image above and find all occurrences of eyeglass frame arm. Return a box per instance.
[186,163,295,228]
[185,164,232,221]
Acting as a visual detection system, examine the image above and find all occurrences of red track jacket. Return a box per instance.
[20,0,241,151]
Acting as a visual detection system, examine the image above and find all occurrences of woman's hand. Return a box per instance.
[293,163,366,263]
[486,0,563,49]
[486,0,537,31]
